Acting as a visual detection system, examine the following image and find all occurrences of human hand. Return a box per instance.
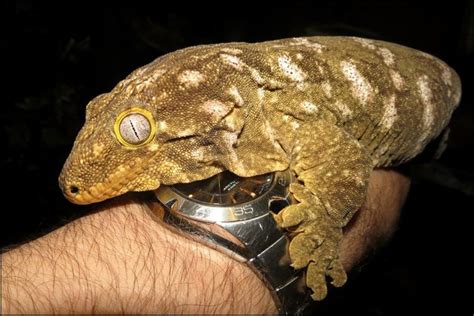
[1,169,409,314]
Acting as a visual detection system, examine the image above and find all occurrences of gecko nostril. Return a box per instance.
[69,186,79,195]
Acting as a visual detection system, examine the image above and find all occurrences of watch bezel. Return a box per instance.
[154,170,292,223]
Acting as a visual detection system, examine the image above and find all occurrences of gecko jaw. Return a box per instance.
[63,158,158,205]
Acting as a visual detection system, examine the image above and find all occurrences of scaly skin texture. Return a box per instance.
[59,36,461,300]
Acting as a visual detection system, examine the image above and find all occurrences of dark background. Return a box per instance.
[7,1,473,314]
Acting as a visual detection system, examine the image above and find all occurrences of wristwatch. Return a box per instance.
[153,170,312,315]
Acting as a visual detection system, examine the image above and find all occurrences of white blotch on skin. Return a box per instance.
[341,60,373,105]
[380,95,398,129]
[417,75,435,130]
[220,48,243,55]
[202,100,230,118]
[278,55,306,82]
[92,143,104,157]
[190,148,205,161]
[290,121,300,130]
[301,101,318,113]
[453,84,462,106]
[335,100,353,118]
[263,119,283,151]
[222,131,245,172]
[148,143,159,152]
[440,62,453,86]
[257,88,265,101]
[249,67,265,85]
[157,120,168,131]
[220,54,244,71]
[228,86,244,106]
[377,47,395,66]
[133,68,168,94]
[291,38,325,53]
[352,37,376,50]
[117,67,167,97]
[296,53,303,60]
[321,81,332,98]
[264,119,276,138]
[178,70,205,88]
[293,145,302,154]
[415,75,436,153]
[389,70,404,90]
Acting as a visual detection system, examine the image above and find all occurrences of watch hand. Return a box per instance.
[239,187,256,198]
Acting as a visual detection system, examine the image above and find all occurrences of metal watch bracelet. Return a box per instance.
[153,171,312,315]
[160,209,312,315]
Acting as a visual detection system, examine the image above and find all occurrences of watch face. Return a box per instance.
[172,171,274,206]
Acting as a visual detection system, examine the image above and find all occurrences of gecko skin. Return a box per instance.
[59,36,461,300]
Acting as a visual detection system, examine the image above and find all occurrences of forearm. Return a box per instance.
[341,169,410,269]
[1,200,276,314]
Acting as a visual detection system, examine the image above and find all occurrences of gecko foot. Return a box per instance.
[274,183,347,300]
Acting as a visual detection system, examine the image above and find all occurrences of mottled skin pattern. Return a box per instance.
[59,37,461,300]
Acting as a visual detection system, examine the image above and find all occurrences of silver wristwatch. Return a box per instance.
[153,170,311,315]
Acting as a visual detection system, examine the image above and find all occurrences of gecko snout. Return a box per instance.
[59,181,87,204]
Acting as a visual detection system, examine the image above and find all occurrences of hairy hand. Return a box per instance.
[1,169,409,314]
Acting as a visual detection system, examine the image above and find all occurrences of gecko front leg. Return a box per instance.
[274,120,373,300]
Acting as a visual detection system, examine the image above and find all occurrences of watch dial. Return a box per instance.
[172,171,274,205]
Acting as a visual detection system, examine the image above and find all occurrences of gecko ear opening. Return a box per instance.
[114,107,157,148]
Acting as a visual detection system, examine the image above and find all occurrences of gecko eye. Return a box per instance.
[114,108,156,147]
[119,114,150,144]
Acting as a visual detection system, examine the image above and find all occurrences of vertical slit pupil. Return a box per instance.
[128,119,140,140]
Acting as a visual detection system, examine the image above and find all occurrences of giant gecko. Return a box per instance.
[59,36,461,300]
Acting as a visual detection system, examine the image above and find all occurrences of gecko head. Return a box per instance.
[59,49,245,204]
[58,94,164,204]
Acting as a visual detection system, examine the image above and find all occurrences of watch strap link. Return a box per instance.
[162,210,311,315]
[223,212,312,315]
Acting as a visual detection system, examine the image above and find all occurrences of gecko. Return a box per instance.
[59,36,461,300]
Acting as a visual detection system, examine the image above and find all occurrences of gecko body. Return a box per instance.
[59,36,461,300]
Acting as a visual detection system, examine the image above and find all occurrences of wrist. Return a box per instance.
[143,200,279,314]
[1,198,277,314]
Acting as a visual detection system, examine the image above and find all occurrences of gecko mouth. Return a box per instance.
[62,159,159,205]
